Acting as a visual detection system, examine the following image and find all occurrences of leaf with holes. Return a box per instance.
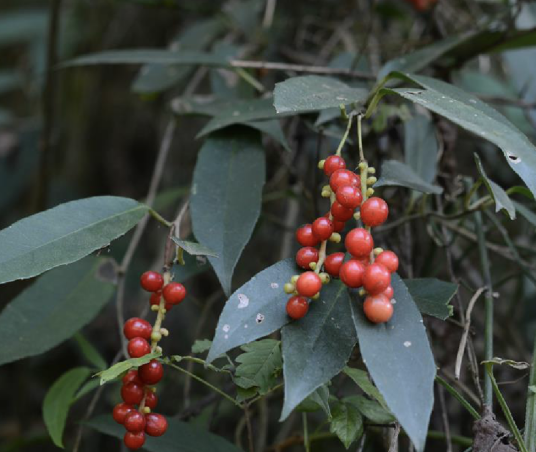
[404,278,457,320]
[329,400,364,449]
[234,339,282,394]
[375,160,443,194]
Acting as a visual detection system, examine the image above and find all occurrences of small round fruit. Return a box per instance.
[331,201,354,222]
[163,282,186,305]
[286,296,309,319]
[140,271,164,292]
[296,247,319,269]
[360,197,389,227]
[340,260,366,288]
[121,382,144,405]
[145,390,158,409]
[383,285,394,299]
[124,431,146,450]
[128,337,151,358]
[122,369,142,386]
[345,228,374,258]
[332,219,345,232]
[323,155,346,176]
[145,413,168,437]
[312,217,334,241]
[329,169,360,192]
[124,317,152,340]
[150,291,162,306]
[113,403,134,424]
[296,271,322,298]
[296,224,319,247]
[375,250,399,273]
[336,185,363,209]
[139,359,164,385]
[124,410,146,433]
[324,252,345,278]
[363,294,393,323]
[363,263,391,295]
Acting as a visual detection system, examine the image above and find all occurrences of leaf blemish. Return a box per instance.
[237,294,249,309]
[256,313,265,324]
[222,324,230,332]
[270,282,279,289]
[507,152,520,163]
[403,341,412,347]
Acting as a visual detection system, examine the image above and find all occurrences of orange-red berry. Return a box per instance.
[286,296,309,319]
[375,250,399,273]
[345,228,374,258]
[124,318,152,340]
[324,252,345,278]
[296,224,320,247]
[360,197,389,227]
[163,282,186,305]
[363,263,391,295]
[323,155,346,176]
[363,293,393,323]
[340,260,366,288]
[296,271,322,298]
[140,271,164,292]
[296,247,319,269]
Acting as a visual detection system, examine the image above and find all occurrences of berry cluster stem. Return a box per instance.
[335,115,354,157]
[151,271,170,352]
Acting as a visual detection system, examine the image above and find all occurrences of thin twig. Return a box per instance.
[388,423,401,452]
[244,404,255,452]
[262,0,277,28]
[438,385,453,452]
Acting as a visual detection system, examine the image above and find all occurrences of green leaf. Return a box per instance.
[0,196,148,284]
[343,367,387,408]
[206,259,296,363]
[344,395,395,424]
[43,367,91,448]
[234,339,282,394]
[0,257,116,366]
[0,9,48,45]
[171,252,210,283]
[329,400,364,449]
[280,281,357,420]
[374,160,443,194]
[236,386,258,403]
[172,238,219,257]
[350,274,436,452]
[74,379,100,401]
[74,333,107,370]
[404,278,457,320]
[96,353,161,385]
[191,339,212,354]
[513,201,536,228]
[297,385,332,418]
[87,414,243,452]
[191,128,265,296]
[474,153,516,219]
[274,75,368,114]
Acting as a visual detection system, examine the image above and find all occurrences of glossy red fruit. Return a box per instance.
[375,250,399,273]
[121,382,144,405]
[145,413,168,437]
[165,302,173,311]
[345,228,374,258]
[336,185,363,209]
[150,291,162,306]
[124,431,146,450]
[323,155,346,176]
[122,370,142,386]
[332,219,345,232]
[139,360,164,385]
[324,252,345,278]
[312,217,334,241]
[363,294,393,323]
[163,282,186,305]
[128,337,151,358]
[383,285,394,299]
[329,169,360,192]
[296,224,319,247]
[286,296,309,319]
[296,271,322,298]
[331,201,354,222]
[363,263,391,295]
[124,410,146,433]
[113,403,134,424]
[124,317,152,340]
[340,260,366,288]
[360,197,389,227]
[296,247,319,269]
[145,390,158,409]
[140,271,164,292]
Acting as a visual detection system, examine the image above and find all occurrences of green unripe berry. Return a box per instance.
[311,292,320,300]
[151,331,162,342]
[142,407,151,414]
[373,247,384,256]
[367,167,376,174]
[318,160,325,169]
[353,212,361,220]
[329,232,341,243]
[319,272,330,284]
[291,275,299,284]
[160,328,169,337]
[309,262,317,270]
[366,188,374,197]
[284,283,295,294]
[150,304,160,312]
[366,177,377,185]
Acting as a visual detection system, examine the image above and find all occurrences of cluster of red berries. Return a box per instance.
[284,155,399,324]
[112,271,187,450]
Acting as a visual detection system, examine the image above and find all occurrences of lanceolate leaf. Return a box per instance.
[234,339,282,394]
[74,333,107,370]
[206,259,296,363]
[375,160,443,194]
[0,257,116,366]
[350,274,436,452]
[404,113,439,187]
[404,278,457,320]
[280,281,357,420]
[0,196,148,284]
[96,352,161,385]
[190,128,265,296]
[43,367,91,448]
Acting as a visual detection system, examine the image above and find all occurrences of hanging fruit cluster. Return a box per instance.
[284,118,399,324]
[112,270,187,450]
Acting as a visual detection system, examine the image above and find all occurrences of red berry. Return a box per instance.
[345,228,374,258]
[296,224,319,247]
[329,169,360,192]
[336,185,363,209]
[128,337,151,358]
[150,291,162,306]
[113,403,134,424]
[323,155,346,176]
[121,382,144,405]
[383,285,394,299]
[296,271,322,298]
[140,271,164,292]
[375,251,399,273]
[163,282,186,305]
[145,390,158,409]
[145,413,168,437]
[296,247,319,269]
[363,294,393,323]
[139,359,164,385]
[312,217,334,241]
[340,260,366,288]
[165,302,173,311]
[324,252,345,278]
[124,318,152,340]
[360,197,389,227]
[363,263,391,295]
[122,370,142,386]
[124,431,145,450]
[286,296,309,319]
[331,201,354,222]
[332,219,345,232]
[124,410,146,433]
